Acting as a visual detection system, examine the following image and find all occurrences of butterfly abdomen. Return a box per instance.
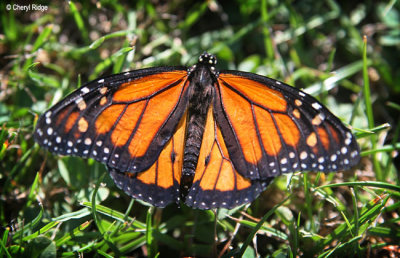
[180,64,216,199]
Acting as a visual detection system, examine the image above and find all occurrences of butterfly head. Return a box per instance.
[198,52,217,66]
[191,52,218,77]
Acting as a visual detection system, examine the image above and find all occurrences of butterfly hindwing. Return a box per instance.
[34,67,190,173]
[214,71,360,180]
[184,105,272,209]
[109,112,187,207]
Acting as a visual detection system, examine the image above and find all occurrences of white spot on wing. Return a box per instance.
[75,97,87,111]
[312,102,322,110]
[81,87,89,94]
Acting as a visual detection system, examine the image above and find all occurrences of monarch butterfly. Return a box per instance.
[34,52,360,209]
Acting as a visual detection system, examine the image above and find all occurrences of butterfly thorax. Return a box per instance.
[180,54,217,201]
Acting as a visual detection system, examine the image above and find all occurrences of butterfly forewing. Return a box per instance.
[34,67,189,173]
[214,71,360,180]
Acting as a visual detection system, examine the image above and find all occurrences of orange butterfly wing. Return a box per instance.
[110,112,187,207]
[214,72,360,180]
[35,68,189,173]
[184,106,272,209]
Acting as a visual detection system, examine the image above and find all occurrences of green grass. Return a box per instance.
[1,1,400,257]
